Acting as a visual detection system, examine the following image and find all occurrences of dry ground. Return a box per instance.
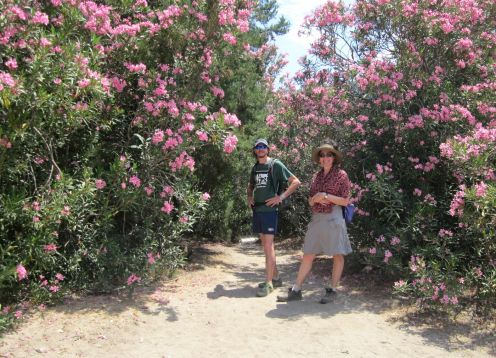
[1,239,494,358]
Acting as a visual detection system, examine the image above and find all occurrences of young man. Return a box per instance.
[247,138,301,297]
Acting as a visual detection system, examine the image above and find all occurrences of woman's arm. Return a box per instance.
[321,194,349,206]
[309,192,328,206]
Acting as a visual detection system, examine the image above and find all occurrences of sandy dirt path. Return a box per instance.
[1,240,494,358]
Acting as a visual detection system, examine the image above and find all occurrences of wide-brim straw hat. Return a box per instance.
[312,143,343,165]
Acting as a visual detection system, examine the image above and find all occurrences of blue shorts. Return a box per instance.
[252,211,278,235]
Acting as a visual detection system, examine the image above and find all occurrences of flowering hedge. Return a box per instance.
[266,0,495,311]
[0,0,278,324]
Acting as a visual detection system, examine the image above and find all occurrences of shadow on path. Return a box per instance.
[27,241,495,356]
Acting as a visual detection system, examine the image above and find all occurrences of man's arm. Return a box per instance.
[265,175,301,207]
[247,182,254,208]
[281,175,301,199]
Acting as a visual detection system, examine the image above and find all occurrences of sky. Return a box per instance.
[274,0,329,78]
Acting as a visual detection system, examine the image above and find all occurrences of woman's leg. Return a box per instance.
[294,254,316,289]
[277,253,316,302]
[331,254,344,288]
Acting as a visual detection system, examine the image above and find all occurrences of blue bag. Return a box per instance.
[342,203,355,224]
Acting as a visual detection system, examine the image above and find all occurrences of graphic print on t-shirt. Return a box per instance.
[255,172,268,187]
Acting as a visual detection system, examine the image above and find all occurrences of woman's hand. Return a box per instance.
[311,192,328,204]
[311,192,349,206]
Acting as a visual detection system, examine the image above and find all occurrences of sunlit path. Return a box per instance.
[1,241,493,358]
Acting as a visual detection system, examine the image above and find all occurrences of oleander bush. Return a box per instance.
[266,0,496,312]
[0,0,288,329]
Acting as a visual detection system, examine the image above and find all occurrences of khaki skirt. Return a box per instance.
[303,205,352,256]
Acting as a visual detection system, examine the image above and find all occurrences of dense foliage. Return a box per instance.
[266,0,496,312]
[0,0,288,327]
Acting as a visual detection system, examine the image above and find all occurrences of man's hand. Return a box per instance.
[265,195,282,207]
[248,196,254,208]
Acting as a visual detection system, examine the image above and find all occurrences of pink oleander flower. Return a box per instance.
[32,201,41,211]
[55,273,65,281]
[365,173,376,181]
[390,237,400,245]
[266,114,276,126]
[449,186,466,217]
[2,306,11,314]
[125,62,147,73]
[179,216,189,223]
[0,72,16,88]
[202,192,210,201]
[16,264,28,280]
[384,250,392,263]
[129,176,141,187]
[223,134,238,154]
[32,11,49,25]
[14,310,23,319]
[43,244,58,252]
[475,181,487,197]
[441,294,450,304]
[5,58,17,70]
[224,113,241,127]
[127,274,141,285]
[162,186,174,196]
[211,86,225,98]
[95,179,106,189]
[438,229,453,238]
[111,77,127,92]
[49,285,60,293]
[78,79,91,88]
[61,205,70,216]
[0,136,12,148]
[161,201,174,214]
[152,129,165,144]
[144,186,154,196]
[368,247,376,255]
[34,156,45,165]
[147,253,156,265]
[222,32,237,45]
[196,130,208,142]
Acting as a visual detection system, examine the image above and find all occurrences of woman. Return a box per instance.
[277,140,352,304]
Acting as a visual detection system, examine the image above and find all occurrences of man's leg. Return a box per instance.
[260,234,279,280]
[260,233,276,283]
[256,233,276,297]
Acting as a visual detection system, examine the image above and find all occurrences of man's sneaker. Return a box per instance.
[256,282,274,297]
[258,277,283,288]
[276,288,303,302]
[319,288,337,304]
